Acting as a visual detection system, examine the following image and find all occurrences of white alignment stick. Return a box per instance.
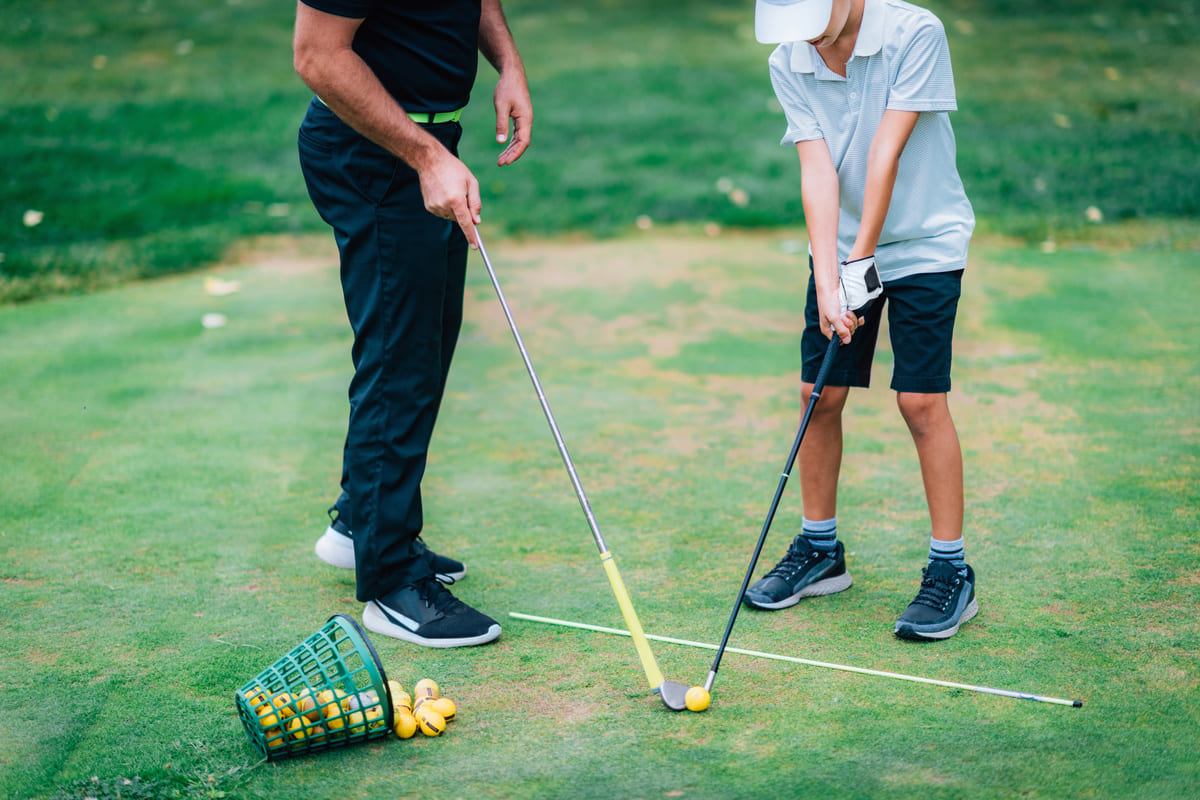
[510,612,1083,708]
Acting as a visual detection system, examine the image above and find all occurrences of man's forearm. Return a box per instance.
[479,0,523,74]
[293,4,443,172]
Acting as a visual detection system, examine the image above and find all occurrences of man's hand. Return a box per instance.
[479,0,532,166]
[294,3,484,248]
[416,146,483,248]
[493,69,532,166]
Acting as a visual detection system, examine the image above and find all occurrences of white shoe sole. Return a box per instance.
[362,601,501,648]
[314,525,356,569]
[315,526,467,583]
[894,596,979,640]
[745,571,853,610]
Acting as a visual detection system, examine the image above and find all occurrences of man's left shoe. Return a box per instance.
[894,561,978,641]
[314,513,467,584]
[314,516,357,569]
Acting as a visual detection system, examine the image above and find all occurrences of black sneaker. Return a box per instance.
[743,537,852,610]
[363,578,501,648]
[894,561,978,641]
[314,510,466,583]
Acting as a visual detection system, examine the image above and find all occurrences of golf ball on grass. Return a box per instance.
[685,686,710,712]
[394,712,418,739]
[415,707,446,736]
[429,696,456,721]
[388,674,459,740]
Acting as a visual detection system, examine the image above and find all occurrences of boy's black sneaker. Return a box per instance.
[314,510,466,583]
[743,537,852,610]
[363,578,501,648]
[894,561,978,641]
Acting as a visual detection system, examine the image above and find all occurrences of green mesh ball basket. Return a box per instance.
[234,614,394,760]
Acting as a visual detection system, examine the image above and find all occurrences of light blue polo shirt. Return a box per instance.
[769,0,975,280]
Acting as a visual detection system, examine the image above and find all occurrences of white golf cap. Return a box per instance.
[754,0,835,44]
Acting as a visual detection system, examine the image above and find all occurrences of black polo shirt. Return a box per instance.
[300,0,481,113]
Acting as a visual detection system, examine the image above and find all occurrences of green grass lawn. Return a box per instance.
[3,0,1198,797]
[2,0,1198,301]
[2,226,1197,800]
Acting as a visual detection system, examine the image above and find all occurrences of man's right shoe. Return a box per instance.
[362,578,501,648]
[743,537,852,610]
[315,515,467,584]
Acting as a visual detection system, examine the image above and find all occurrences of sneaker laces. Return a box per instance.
[763,538,824,581]
[417,577,466,615]
[909,567,960,612]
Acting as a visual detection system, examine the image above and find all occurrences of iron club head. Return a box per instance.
[656,680,690,711]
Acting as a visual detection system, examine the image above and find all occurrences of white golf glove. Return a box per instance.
[839,255,883,316]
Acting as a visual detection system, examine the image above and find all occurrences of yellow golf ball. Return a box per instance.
[393,712,418,739]
[685,686,711,712]
[415,707,446,736]
[286,716,308,742]
[429,696,457,721]
[392,690,413,713]
[414,678,439,700]
[365,705,387,731]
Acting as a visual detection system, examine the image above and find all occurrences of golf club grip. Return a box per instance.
[812,334,840,395]
[601,551,667,689]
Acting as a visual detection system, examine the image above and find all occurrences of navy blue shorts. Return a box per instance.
[802,262,963,393]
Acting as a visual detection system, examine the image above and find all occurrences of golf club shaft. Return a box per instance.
[704,334,840,693]
[512,613,1083,708]
[475,233,607,553]
[474,230,666,691]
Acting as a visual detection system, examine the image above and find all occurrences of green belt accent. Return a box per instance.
[313,96,462,124]
[406,108,463,124]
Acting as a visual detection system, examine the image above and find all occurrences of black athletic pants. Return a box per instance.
[298,98,468,602]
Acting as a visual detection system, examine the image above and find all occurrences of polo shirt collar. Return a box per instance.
[788,0,886,74]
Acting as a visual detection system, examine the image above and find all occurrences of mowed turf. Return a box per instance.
[4,0,1198,301]
[2,228,1197,800]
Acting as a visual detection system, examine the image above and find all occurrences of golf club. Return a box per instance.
[703,333,841,696]
[474,229,690,711]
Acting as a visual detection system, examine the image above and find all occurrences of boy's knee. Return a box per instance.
[806,383,848,416]
[896,392,949,432]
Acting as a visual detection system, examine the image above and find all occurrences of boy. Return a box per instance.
[746,0,978,640]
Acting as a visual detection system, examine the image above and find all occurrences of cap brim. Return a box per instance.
[754,0,835,44]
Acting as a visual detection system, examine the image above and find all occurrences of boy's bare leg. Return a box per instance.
[742,381,853,611]
[797,383,850,518]
[896,392,963,541]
